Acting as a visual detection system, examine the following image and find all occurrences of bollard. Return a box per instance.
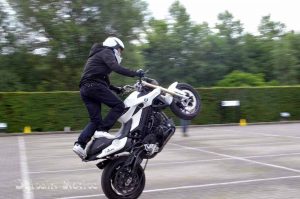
[239,119,247,126]
[23,126,32,134]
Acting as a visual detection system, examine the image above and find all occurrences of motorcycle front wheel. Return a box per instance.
[101,156,145,199]
[170,83,201,120]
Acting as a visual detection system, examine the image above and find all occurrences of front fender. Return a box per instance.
[167,82,189,99]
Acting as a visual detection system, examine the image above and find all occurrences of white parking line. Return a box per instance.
[55,175,300,199]
[250,132,300,139]
[214,128,300,139]
[24,136,77,144]
[245,152,300,159]
[28,152,300,174]
[169,141,298,150]
[172,143,300,173]
[143,175,300,193]
[150,152,300,166]
[29,154,75,161]
[18,136,34,199]
[29,168,96,174]
[56,194,105,199]
[27,140,298,160]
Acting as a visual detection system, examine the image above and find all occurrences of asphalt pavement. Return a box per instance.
[1,123,300,199]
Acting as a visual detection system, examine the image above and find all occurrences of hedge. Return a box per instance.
[193,86,300,125]
[0,86,299,133]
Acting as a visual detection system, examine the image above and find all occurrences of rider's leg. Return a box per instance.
[77,100,102,146]
[93,102,124,139]
[100,101,125,132]
[73,85,102,158]
[91,84,125,137]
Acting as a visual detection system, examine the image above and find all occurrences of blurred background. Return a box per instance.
[0,0,299,132]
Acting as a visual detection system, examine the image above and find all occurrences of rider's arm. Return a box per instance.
[102,49,138,77]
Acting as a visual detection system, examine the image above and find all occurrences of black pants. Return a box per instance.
[77,83,125,147]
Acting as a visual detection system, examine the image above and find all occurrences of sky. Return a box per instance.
[146,0,300,34]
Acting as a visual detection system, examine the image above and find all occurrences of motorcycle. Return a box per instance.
[84,76,201,199]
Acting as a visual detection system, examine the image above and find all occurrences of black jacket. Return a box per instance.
[79,43,137,87]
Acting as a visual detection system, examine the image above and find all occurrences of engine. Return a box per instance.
[142,111,175,158]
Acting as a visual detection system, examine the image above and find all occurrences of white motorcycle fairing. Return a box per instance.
[84,78,195,162]
[86,87,163,160]
[81,76,201,199]
[119,88,162,124]
[96,137,128,158]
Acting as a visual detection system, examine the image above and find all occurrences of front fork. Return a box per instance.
[124,146,146,173]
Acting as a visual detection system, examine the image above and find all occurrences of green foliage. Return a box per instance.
[2,0,147,91]
[0,87,299,133]
[258,15,286,39]
[142,2,300,87]
[216,70,267,87]
[214,11,244,73]
[1,1,300,133]
[194,86,300,125]
[271,33,300,84]
[143,1,226,87]
[0,1,300,91]
[0,91,88,132]
[181,85,296,125]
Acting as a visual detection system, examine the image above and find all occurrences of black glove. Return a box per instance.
[136,69,145,78]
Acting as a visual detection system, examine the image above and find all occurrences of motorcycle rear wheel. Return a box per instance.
[170,83,201,120]
[101,156,145,199]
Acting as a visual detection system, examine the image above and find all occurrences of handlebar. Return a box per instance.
[121,85,135,94]
[122,76,154,94]
[122,77,188,99]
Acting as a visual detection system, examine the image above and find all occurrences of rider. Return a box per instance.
[73,36,144,159]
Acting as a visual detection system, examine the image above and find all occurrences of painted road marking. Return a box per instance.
[172,143,300,173]
[18,136,34,199]
[55,175,300,199]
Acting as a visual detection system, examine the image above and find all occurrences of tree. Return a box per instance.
[143,1,226,87]
[258,15,286,40]
[215,11,244,73]
[240,33,267,74]
[271,32,300,84]
[1,1,300,91]
[256,15,286,81]
[0,3,4,52]
[5,0,147,90]
[216,70,268,87]
[143,19,173,85]
[286,32,300,83]
[143,1,195,85]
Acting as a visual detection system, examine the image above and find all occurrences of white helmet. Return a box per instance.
[103,37,124,64]
[103,37,125,50]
